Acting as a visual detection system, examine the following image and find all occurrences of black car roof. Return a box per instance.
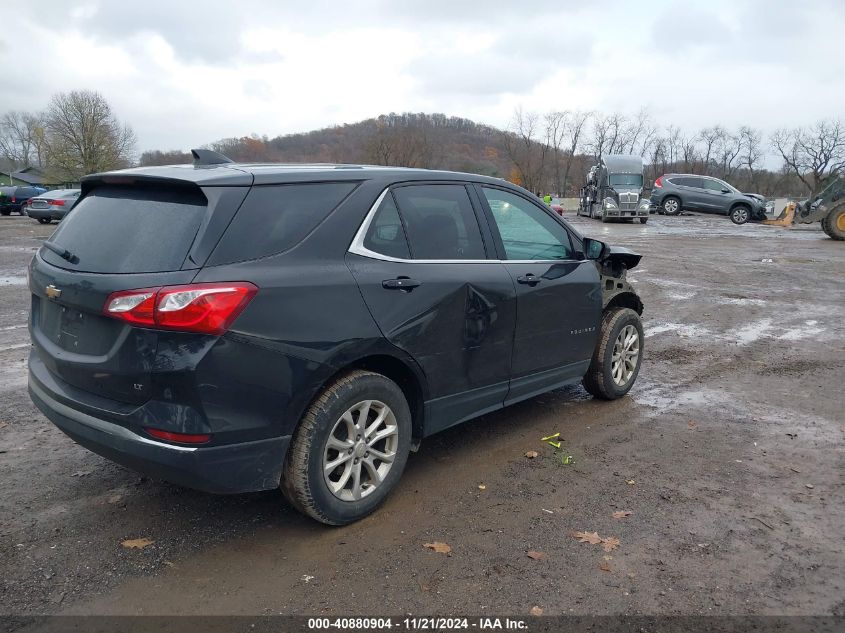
[82,163,511,188]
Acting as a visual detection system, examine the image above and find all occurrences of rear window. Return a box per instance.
[208,182,357,264]
[41,186,207,273]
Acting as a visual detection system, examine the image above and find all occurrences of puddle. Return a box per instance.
[734,319,774,345]
[719,297,766,306]
[633,386,731,413]
[0,276,27,285]
[666,291,696,300]
[778,320,826,341]
[644,322,711,338]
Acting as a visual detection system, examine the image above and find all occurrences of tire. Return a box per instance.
[639,217,648,224]
[0,210,9,216]
[582,308,644,400]
[37,218,51,224]
[281,369,412,525]
[729,204,750,225]
[662,197,681,216]
[821,206,845,240]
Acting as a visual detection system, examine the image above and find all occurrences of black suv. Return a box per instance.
[1,185,47,215]
[650,174,767,224]
[28,151,645,525]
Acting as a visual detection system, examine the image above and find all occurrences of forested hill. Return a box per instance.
[139,113,518,178]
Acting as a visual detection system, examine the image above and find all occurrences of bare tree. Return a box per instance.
[502,107,548,194]
[561,111,591,195]
[771,120,845,194]
[0,111,47,167]
[544,111,568,195]
[365,120,432,168]
[44,90,136,181]
[698,126,722,175]
[680,134,699,173]
[738,126,763,189]
[714,128,742,180]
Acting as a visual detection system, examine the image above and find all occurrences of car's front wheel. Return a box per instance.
[729,205,750,225]
[281,370,412,525]
[639,217,648,224]
[583,308,643,400]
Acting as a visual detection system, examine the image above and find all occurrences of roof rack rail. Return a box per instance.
[191,149,233,166]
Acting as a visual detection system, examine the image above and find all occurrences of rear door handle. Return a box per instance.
[517,274,542,286]
[382,278,421,291]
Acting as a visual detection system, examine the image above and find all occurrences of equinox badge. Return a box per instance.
[45,285,62,300]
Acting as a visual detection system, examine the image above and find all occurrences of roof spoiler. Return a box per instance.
[191,149,233,166]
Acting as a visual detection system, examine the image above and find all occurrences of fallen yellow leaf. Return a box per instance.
[529,606,543,616]
[423,542,451,555]
[626,479,636,485]
[121,537,154,549]
[612,510,632,519]
[526,550,546,561]
[601,537,620,552]
[572,531,602,545]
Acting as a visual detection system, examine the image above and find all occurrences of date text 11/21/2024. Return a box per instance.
[307,617,529,630]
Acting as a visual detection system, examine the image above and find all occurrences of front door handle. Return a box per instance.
[517,274,542,286]
[382,277,421,291]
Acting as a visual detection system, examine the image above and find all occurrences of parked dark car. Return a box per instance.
[650,174,767,224]
[0,185,47,215]
[25,189,81,224]
[28,151,645,525]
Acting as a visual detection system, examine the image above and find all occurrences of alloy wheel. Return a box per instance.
[611,325,640,387]
[664,199,679,214]
[323,400,398,502]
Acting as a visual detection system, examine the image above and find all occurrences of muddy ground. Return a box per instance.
[1,212,843,619]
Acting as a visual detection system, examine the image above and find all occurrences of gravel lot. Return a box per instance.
[1,212,843,619]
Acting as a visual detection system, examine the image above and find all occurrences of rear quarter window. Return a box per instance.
[41,185,207,273]
[208,182,357,264]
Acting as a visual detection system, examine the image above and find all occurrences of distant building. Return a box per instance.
[0,167,78,189]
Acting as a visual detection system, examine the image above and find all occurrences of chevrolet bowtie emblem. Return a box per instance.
[45,284,62,300]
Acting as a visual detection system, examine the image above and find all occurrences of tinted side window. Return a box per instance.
[210,182,357,264]
[482,187,574,261]
[702,179,726,191]
[362,193,411,259]
[392,184,486,260]
[671,177,703,188]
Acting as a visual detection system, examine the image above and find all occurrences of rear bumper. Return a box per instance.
[27,208,63,220]
[29,369,289,494]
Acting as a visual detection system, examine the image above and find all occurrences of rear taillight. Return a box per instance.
[654,176,664,188]
[10,197,16,203]
[103,282,258,335]
[144,428,211,444]
[50,199,66,206]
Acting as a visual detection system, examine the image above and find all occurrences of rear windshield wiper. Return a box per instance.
[42,240,77,263]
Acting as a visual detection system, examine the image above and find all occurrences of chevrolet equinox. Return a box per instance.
[28,150,645,525]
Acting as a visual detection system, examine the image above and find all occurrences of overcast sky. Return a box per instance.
[2,0,843,153]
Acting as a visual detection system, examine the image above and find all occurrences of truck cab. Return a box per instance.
[577,155,649,224]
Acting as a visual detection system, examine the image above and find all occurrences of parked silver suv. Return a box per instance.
[649,174,768,224]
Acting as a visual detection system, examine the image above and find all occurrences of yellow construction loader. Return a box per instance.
[763,175,845,240]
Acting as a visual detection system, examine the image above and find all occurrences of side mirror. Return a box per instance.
[582,237,607,261]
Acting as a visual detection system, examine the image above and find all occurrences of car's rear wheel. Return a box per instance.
[37,218,51,224]
[639,217,648,224]
[583,308,643,400]
[662,197,681,216]
[281,370,412,525]
[729,204,750,225]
